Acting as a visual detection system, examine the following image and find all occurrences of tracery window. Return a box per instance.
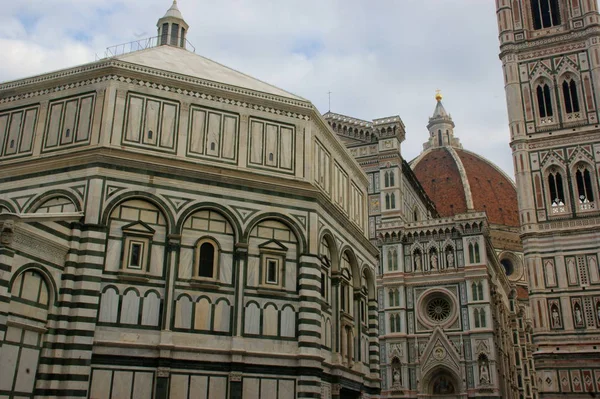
[468,242,481,264]
[388,288,400,307]
[388,248,398,271]
[547,169,565,206]
[536,83,553,118]
[562,79,580,114]
[474,308,487,328]
[531,0,561,30]
[472,281,484,301]
[390,313,401,333]
[575,164,595,205]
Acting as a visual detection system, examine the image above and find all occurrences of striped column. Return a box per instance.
[297,253,324,399]
[0,221,16,345]
[36,223,107,398]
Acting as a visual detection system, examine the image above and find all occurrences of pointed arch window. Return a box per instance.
[562,79,580,114]
[388,248,398,271]
[531,0,561,30]
[548,169,565,206]
[575,164,595,204]
[385,194,391,210]
[536,83,553,118]
[384,171,390,188]
[390,193,396,209]
[389,171,395,186]
[468,242,481,264]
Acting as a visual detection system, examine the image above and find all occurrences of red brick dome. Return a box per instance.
[411,147,519,228]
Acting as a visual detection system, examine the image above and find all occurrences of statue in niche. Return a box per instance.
[574,303,583,326]
[430,253,438,270]
[391,357,402,389]
[479,356,490,384]
[551,304,561,328]
[414,252,422,271]
[447,252,454,268]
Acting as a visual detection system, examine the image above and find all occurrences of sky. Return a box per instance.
[0,0,514,178]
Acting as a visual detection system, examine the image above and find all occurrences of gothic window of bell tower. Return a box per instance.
[574,163,595,206]
[547,168,566,206]
[536,83,554,118]
[531,0,561,30]
[561,78,580,114]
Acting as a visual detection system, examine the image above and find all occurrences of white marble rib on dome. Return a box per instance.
[115,45,306,101]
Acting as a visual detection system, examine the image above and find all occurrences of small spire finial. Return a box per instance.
[435,89,443,102]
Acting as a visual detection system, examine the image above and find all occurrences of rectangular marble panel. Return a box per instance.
[112,371,134,399]
[206,112,221,157]
[260,379,277,399]
[265,124,278,167]
[60,99,77,145]
[170,374,189,399]
[279,379,295,399]
[143,100,160,146]
[0,344,18,390]
[0,115,8,155]
[133,372,154,399]
[126,96,144,143]
[13,347,39,393]
[77,96,93,142]
[89,369,112,399]
[250,121,264,164]
[189,375,208,399]
[209,376,227,399]
[189,108,206,154]
[222,115,237,160]
[5,112,22,155]
[243,378,260,399]
[160,103,177,148]
[45,103,63,147]
[19,109,37,153]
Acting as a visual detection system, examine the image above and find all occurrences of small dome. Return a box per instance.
[411,147,519,228]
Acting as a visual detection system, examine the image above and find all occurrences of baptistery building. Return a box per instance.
[0,3,380,399]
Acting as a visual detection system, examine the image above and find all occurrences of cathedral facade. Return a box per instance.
[0,3,380,399]
[324,99,536,399]
[497,0,600,397]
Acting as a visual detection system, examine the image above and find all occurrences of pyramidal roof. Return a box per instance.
[162,0,183,19]
[114,45,306,101]
[431,100,449,119]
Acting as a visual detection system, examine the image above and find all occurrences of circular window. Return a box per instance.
[426,297,452,323]
[501,259,514,276]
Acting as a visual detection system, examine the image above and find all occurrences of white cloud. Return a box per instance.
[0,0,514,178]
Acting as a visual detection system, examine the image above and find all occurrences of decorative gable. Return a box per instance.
[420,327,462,378]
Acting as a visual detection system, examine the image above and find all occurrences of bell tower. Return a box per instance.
[497,0,600,397]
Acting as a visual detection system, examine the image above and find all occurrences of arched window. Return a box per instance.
[478,282,484,301]
[575,164,595,203]
[468,243,475,264]
[390,171,395,186]
[474,308,480,328]
[388,248,396,271]
[385,194,391,210]
[413,207,419,222]
[389,290,395,307]
[197,240,217,279]
[474,243,481,263]
[390,193,396,209]
[548,170,565,205]
[479,309,487,327]
[536,84,553,118]
[472,282,479,300]
[438,129,442,146]
[562,79,580,114]
[199,242,215,277]
[531,0,561,30]
[384,171,390,188]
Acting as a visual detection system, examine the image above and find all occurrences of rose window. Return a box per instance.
[426,297,451,322]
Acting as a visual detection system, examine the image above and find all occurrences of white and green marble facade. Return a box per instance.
[0,32,380,399]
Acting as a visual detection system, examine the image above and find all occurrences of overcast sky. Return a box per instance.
[0,1,514,178]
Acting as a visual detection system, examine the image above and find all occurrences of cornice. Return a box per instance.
[0,59,312,111]
[499,26,600,60]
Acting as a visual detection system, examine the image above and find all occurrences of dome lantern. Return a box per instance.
[424,91,461,151]
[157,1,189,49]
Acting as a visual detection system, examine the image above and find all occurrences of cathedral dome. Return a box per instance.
[411,147,519,227]
[410,96,519,228]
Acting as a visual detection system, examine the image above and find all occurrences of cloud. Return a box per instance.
[0,0,514,178]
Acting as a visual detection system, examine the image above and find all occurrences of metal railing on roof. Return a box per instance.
[95,36,196,61]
